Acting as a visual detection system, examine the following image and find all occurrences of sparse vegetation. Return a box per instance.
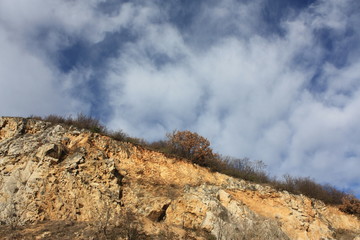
[30,113,106,134]
[30,114,148,146]
[29,114,360,217]
[271,175,348,205]
[107,129,147,146]
[220,156,270,183]
[340,195,360,218]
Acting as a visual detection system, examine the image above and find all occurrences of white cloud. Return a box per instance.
[0,0,106,39]
[309,0,350,30]
[0,0,137,116]
[0,27,80,117]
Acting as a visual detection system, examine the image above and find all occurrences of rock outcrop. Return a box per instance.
[0,117,359,239]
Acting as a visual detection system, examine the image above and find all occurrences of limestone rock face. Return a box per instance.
[0,117,359,239]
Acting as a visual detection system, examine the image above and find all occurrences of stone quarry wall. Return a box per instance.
[0,117,359,239]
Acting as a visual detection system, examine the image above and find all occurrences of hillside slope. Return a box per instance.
[0,117,359,239]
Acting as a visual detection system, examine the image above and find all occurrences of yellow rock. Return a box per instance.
[0,117,359,239]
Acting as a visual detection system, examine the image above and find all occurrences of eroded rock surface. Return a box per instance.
[0,117,359,239]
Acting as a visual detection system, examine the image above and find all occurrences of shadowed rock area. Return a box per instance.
[0,117,359,239]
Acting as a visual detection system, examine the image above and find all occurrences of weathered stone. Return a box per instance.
[0,117,359,239]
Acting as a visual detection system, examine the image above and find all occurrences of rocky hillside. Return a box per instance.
[0,117,359,239]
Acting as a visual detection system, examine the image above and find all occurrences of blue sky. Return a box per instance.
[1,0,360,197]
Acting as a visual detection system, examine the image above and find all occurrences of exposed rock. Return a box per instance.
[0,117,359,239]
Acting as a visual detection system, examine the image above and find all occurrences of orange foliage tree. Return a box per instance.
[340,195,360,217]
[166,130,215,166]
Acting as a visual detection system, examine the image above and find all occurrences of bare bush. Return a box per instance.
[107,130,128,141]
[272,175,348,205]
[148,140,172,154]
[221,156,269,183]
[41,113,106,133]
[72,113,106,133]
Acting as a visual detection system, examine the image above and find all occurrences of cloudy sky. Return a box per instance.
[1,0,360,196]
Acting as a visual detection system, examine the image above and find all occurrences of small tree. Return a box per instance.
[166,130,215,166]
[340,195,360,217]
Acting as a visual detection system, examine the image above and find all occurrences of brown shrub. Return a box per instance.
[340,195,360,217]
[166,130,216,166]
